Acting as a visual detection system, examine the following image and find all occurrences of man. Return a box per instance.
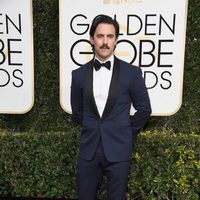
[71,14,151,200]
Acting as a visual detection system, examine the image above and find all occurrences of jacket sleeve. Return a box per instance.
[129,67,152,136]
[70,70,83,126]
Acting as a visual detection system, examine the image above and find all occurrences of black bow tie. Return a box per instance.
[94,59,111,71]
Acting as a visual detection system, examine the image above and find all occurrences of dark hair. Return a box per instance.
[89,14,119,38]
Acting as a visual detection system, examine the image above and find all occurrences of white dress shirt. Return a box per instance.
[93,55,114,117]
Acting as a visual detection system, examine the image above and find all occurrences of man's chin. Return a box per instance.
[100,55,111,60]
[95,51,113,61]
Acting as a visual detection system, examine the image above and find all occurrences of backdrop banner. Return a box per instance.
[0,0,34,114]
[59,0,188,116]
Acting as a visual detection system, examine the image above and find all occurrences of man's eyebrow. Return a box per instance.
[96,33,114,36]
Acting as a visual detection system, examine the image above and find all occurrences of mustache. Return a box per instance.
[100,44,110,49]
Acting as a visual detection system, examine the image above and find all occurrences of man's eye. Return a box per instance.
[108,35,114,38]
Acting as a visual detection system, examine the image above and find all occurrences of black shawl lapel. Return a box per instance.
[84,60,100,118]
[102,56,120,120]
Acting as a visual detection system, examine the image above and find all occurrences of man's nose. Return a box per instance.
[103,36,108,44]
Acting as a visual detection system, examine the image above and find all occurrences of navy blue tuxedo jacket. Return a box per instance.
[71,56,151,162]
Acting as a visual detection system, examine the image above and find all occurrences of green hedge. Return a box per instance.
[0,125,79,198]
[0,1,199,199]
[128,132,200,200]
[1,129,200,199]
[0,0,200,134]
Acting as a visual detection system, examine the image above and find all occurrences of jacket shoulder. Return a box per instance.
[72,60,92,76]
[118,58,141,74]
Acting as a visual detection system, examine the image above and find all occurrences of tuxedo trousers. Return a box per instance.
[76,138,131,200]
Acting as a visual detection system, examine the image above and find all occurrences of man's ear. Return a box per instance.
[90,36,94,45]
[113,39,118,51]
[115,37,118,46]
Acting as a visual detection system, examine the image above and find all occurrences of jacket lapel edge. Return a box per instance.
[84,61,100,118]
[102,56,120,120]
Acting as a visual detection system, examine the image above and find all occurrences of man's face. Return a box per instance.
[90,23,117,62]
